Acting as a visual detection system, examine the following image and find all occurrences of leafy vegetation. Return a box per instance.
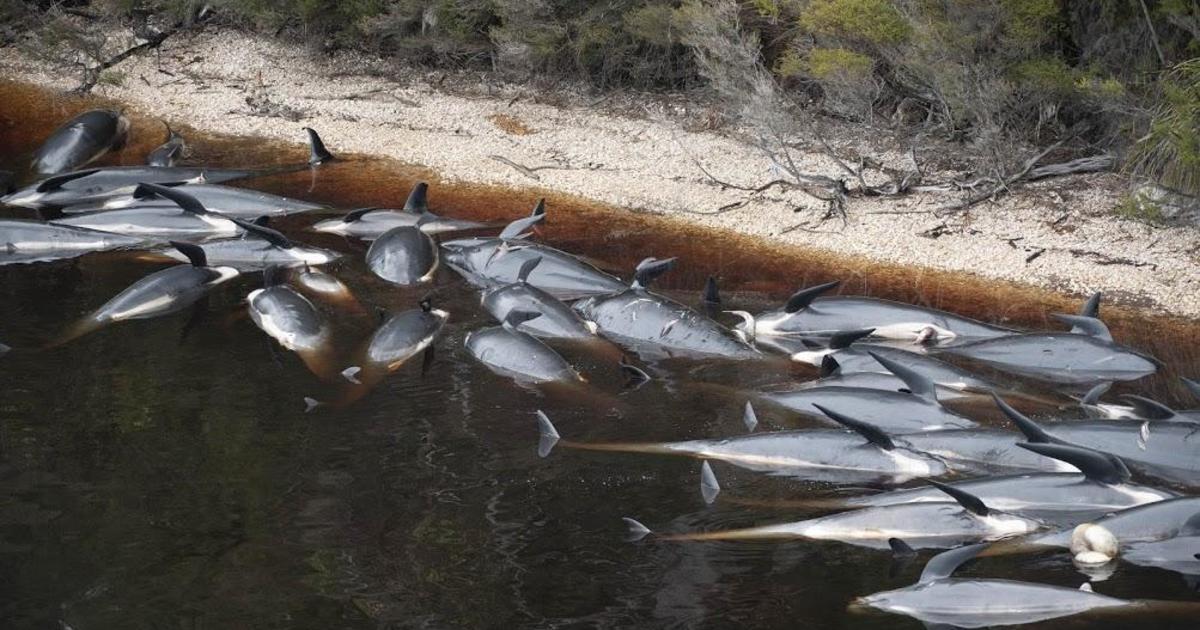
[4,1,1199,202]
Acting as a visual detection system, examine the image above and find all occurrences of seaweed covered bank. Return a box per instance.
[0,29,1197,318]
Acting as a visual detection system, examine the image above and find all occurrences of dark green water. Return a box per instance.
[1,81,1199,629]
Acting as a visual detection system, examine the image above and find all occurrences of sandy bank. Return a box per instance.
[1,29,1197,318]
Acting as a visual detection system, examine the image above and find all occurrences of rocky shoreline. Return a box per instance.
[1,28,1197,317]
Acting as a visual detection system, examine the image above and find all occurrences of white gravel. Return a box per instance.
[2,29,1197,317]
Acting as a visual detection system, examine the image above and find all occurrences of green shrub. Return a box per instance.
[799,0,910,46]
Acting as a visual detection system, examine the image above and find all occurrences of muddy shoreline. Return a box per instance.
[0,28,1197,319]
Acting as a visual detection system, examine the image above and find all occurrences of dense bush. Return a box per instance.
[6,0,1200,194]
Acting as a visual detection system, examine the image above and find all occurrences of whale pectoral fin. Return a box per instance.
[535,410,560,458]
[622,517,652,542]
[742,401,759,432]
[517,256,543,283]
[1080,381,1112,405]
[1079,291,1102,318]
[34,168,100,193]
[918,543,988,583]
[700,461,720,505]
[828,328,874,349]
[619,357,651,390]
[1182,377,1200,403]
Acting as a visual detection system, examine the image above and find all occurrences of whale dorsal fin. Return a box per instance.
[498,209,545,240]
[812,403,894,450]
[1017,442,1131,484]
[1080,382,1112,405]
[784,280,841,313]
[819,354,841,378]
[928,479,990,516]
[517,256,542,283]
[1179,512,1200,536]
[1079,292,1102,319]
[138,182,210,216]
[1119,394,1179,421]
[1183,377,1200,403]
[888,537,916,556]
[35,168,100,192]
[919,543,987,583]
[403,182,429,213]
[632,257,677,289]
[502,309,542,331]
[702,276,720,305]
[869,350,936,402]
[304,127,334,164]
[700,461,720,505]
[169,241,207,267]
[742,401,759,432]
[1054,313,1113,342]
[992,393,1063,444]
[342,207,381,223]
[828,328,874,350]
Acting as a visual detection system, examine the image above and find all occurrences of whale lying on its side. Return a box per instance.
[625,481,1042,550]
[573,257,761,360]
[535,404,948,484]
[442,202,627,299]
[852,543,1141,628]
[466,311,583,384]
[941,314,1158,385]
[312,182,485,237]
[247,267,336,380]
[51,205,242,239]
[54,241,239,344]
[0,219,147,265]
[2,166,254,209]
[481,256,600,340]
[32,109,129,175]
[59,182,326,218]
[741,280,1014,343]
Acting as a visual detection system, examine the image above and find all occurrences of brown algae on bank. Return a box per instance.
[1,78,1197,404]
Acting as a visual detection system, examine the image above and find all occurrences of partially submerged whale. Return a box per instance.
[139,183,340,270]
[0,219,146,265]
[740,280,1013,342]
[442,202,626,299]
[997,394,1200,488]
[362,300,449,371]
[1010,496,1200,552]
[247,267,336,380]
[625,481,1042,550]
[1123,514,1200,577]
[573,258,761,360]
[312,182,485,237]
[55,241,239,344]
[535,404,948,484]
[2,166,254,209]
[834,441,1173,520]
[762,351,978,432]
[59,182,326,218]
[852,543,1145,628]
[481,257,599,340]
[365,225,438,286]
[942,314,1158,385]
[466,311,583,384]
[32,109,129,175]
[51,205,242,239]
[145,123,186,167]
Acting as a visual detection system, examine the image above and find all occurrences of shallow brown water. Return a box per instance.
[1,80,1199,629]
